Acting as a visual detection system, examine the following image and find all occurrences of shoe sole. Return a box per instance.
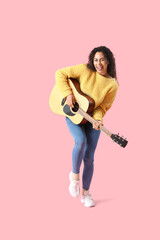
[81,199,95,207]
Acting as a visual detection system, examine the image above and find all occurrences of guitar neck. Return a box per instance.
[77,107,112,136]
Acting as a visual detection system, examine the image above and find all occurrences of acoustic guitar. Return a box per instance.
[49,78,128,148]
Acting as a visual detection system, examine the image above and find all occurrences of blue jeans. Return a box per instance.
[66,117,101,190]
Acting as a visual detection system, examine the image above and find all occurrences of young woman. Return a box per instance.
[55,46,118,207]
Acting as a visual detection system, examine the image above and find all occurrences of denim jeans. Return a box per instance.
[65,117,101,190]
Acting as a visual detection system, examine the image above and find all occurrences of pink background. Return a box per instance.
[0,0,160,239]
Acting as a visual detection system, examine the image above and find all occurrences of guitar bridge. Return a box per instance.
[61,98,66,106]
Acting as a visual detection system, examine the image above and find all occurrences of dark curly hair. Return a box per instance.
[87,46,117,80]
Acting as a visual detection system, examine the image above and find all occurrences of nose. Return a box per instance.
[97,59,102,65]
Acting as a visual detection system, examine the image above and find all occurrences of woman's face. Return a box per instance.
[93,52,108,77]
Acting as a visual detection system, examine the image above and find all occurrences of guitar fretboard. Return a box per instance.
[77,107,112,136]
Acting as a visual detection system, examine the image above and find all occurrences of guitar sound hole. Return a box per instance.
[72,102,79,112]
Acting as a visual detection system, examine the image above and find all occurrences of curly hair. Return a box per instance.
[87,46,117,80]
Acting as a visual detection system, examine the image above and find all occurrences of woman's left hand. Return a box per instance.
[92,120,103,130]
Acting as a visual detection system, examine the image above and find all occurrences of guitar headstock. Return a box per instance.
[110,134,128,148]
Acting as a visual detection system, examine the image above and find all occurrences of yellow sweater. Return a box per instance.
[55,63,118,122]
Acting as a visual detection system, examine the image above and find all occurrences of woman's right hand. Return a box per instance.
[66,94,76,108]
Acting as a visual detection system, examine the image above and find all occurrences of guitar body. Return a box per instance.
[49,78,95,124]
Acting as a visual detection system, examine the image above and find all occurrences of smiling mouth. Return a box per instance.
[97,67,103,71]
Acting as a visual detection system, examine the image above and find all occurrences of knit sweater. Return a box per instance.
[55,63,118,122]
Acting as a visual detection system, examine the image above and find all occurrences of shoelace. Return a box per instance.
[84,191,93,200]
[71,181,79,190]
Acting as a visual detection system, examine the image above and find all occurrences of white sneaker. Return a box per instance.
[69,171,80,197]
[81,190,95,207]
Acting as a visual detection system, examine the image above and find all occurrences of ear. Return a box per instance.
[106,58,109,64]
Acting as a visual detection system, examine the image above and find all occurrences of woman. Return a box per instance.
[55,46,118,207]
